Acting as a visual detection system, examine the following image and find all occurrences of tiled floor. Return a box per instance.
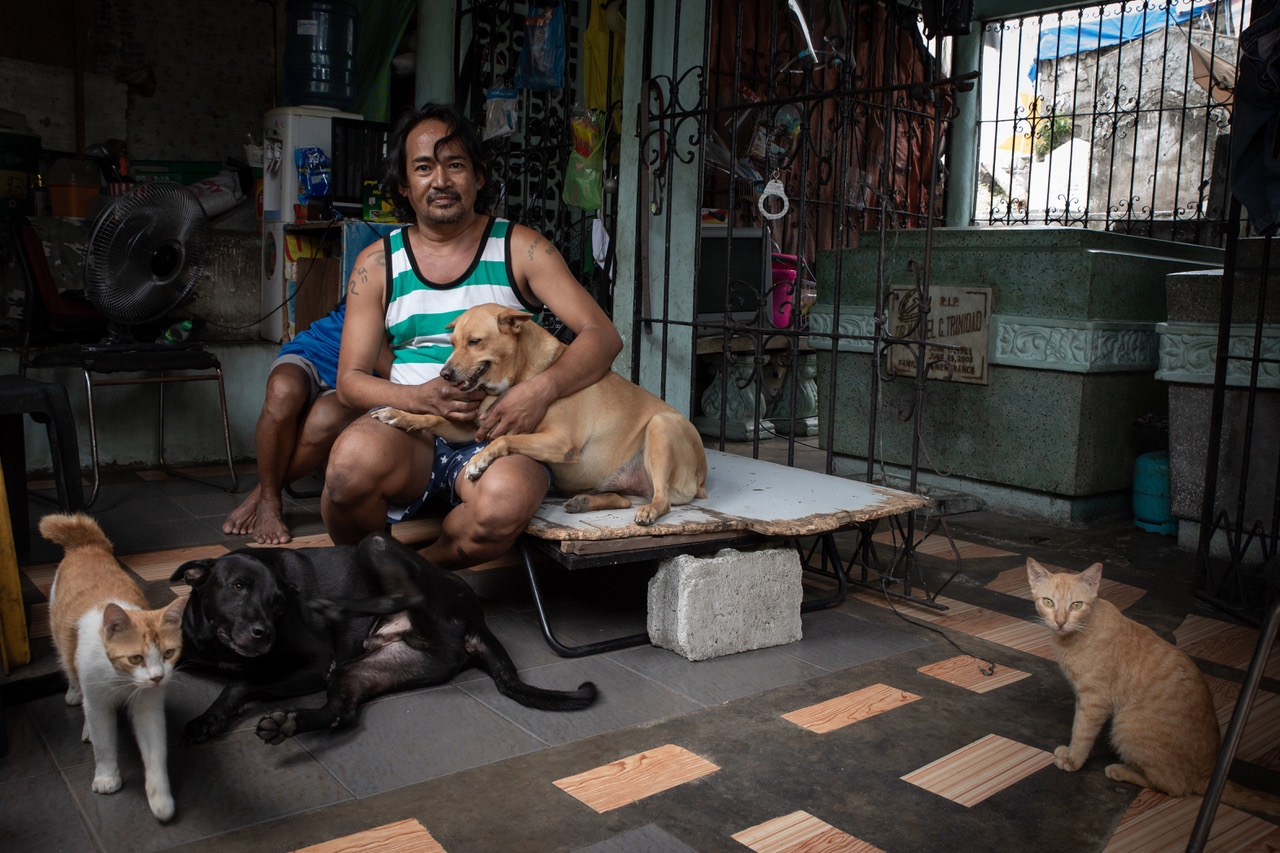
[3,448,1279,852]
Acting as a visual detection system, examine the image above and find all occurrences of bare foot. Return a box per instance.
[223,487,261,535]
[252,498,291,545]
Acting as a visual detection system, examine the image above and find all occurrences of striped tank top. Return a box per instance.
[384,217,540,385]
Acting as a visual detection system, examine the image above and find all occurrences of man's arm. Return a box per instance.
[477,225,623,440]
[336,242,481,422]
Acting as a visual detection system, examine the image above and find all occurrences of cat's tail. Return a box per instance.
[38,513,113,555]
[1221,781,1280,818]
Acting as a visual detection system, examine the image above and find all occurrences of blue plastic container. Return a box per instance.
[1133,450,1177,535]
[283,0,358,111]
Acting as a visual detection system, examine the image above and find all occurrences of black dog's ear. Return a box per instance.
[172,558,215,587]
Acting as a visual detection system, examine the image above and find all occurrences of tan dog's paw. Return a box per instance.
[633,506,659,526]
[370,407,405,427]
[465,451,495,480]
[564,495,591,513]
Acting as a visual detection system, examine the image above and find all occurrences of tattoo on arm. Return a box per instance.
[350,251,385,297]
[528,236,541,260]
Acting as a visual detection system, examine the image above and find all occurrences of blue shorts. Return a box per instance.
[385,438,552,524]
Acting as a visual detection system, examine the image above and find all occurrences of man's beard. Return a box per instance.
[422,192,465,224]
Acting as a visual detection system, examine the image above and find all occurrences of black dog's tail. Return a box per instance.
[466,629,598,711]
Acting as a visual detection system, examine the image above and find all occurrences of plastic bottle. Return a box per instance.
[162,319,193,343]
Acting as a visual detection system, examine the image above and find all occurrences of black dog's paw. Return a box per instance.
[182,713,227,746]
[308,598,347,622]
[255,711,297,745]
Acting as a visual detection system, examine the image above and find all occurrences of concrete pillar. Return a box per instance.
[415,0,455,107]
[945,29,983,227]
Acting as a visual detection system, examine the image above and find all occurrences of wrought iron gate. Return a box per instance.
[631,0,974,605]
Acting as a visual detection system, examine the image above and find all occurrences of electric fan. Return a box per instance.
[82,180,210,345]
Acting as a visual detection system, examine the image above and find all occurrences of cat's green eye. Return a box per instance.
[163,648,176,659]
[1070,601,1083,610]
[1041,598,1054,607]
[128,654,143,664]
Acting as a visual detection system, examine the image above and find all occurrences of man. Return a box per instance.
[223,301,389,544]
[322,103,622,569]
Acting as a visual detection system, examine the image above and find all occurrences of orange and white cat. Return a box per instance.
[1028,557,1279,814]
[42,513,185,822]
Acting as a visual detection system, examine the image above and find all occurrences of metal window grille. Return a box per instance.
[973,0,1244,244]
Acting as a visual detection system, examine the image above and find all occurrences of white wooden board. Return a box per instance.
[526,449,928,541]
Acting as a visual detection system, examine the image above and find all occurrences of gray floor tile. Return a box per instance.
[171,489,252,520]
[27,674,248,770]
[63,728,353,852]
[780,609,932,672]
[0,772,98,853]
[108,517,229,555]
[608,642,829,706]
[0,706,54,783]
[460,656,699,746]
[573,823,700,853]
[541,599,650,650]
[295,684,546,797]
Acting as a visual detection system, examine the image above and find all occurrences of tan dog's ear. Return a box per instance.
[497,309,534,333]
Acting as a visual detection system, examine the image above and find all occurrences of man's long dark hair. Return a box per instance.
[382,102,498,222]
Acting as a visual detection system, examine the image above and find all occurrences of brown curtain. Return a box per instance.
[703,0,952,266]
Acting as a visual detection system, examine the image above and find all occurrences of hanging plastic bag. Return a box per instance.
[294,147,331,201]
[483,87,520,141]
[563,108,604,210]
[514,4,566,92]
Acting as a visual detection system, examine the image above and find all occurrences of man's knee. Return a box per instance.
[323,429,379,504]
[262,370,311,421]
[464,464,546,542]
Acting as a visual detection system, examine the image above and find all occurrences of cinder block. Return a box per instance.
[647,547,802,661]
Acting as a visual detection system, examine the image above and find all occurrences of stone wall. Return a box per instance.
[1033,27,1235,225]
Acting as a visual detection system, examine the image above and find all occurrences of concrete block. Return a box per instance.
[647,547,802,661]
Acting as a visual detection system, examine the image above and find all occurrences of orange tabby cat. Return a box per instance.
[1028,557,1279,814]
[42,512,185,822]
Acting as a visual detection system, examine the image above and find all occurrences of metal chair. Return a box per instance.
[12,218,238,507]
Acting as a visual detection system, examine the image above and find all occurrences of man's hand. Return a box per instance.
[409,377,483,423]
[476,377,552,440]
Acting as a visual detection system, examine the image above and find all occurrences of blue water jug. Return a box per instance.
[1133,450,1177,536]
[283,0,358,111]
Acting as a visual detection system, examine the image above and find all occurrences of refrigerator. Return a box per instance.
[260,105,361,342]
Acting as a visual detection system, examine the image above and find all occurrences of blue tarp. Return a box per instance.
[1029,2,1215,79]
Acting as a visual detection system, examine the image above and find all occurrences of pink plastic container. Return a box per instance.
[771,254,799,328]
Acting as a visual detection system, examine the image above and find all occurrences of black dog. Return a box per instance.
[173,534,597,746]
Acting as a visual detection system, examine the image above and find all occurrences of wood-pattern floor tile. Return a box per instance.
[849,587,977,623]
[21,563,58,595]
[901,733,1054,808]
[554,744,720,813]
[732,810,885,853]
[120,544,230,581]
[933,607,1023,636]
[918,656,1031,693]
[871,531,1016,560]
[29,602,49,638]
[1175,614,1280,680]
[1202,674,1280,771]
[1103,789,1280,852]
[973,619,1058,660]
[293,819,446,853]
[986,566,1147,610]
[782,683,922,733]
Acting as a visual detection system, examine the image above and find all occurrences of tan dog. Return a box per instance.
[371,303,707,525]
